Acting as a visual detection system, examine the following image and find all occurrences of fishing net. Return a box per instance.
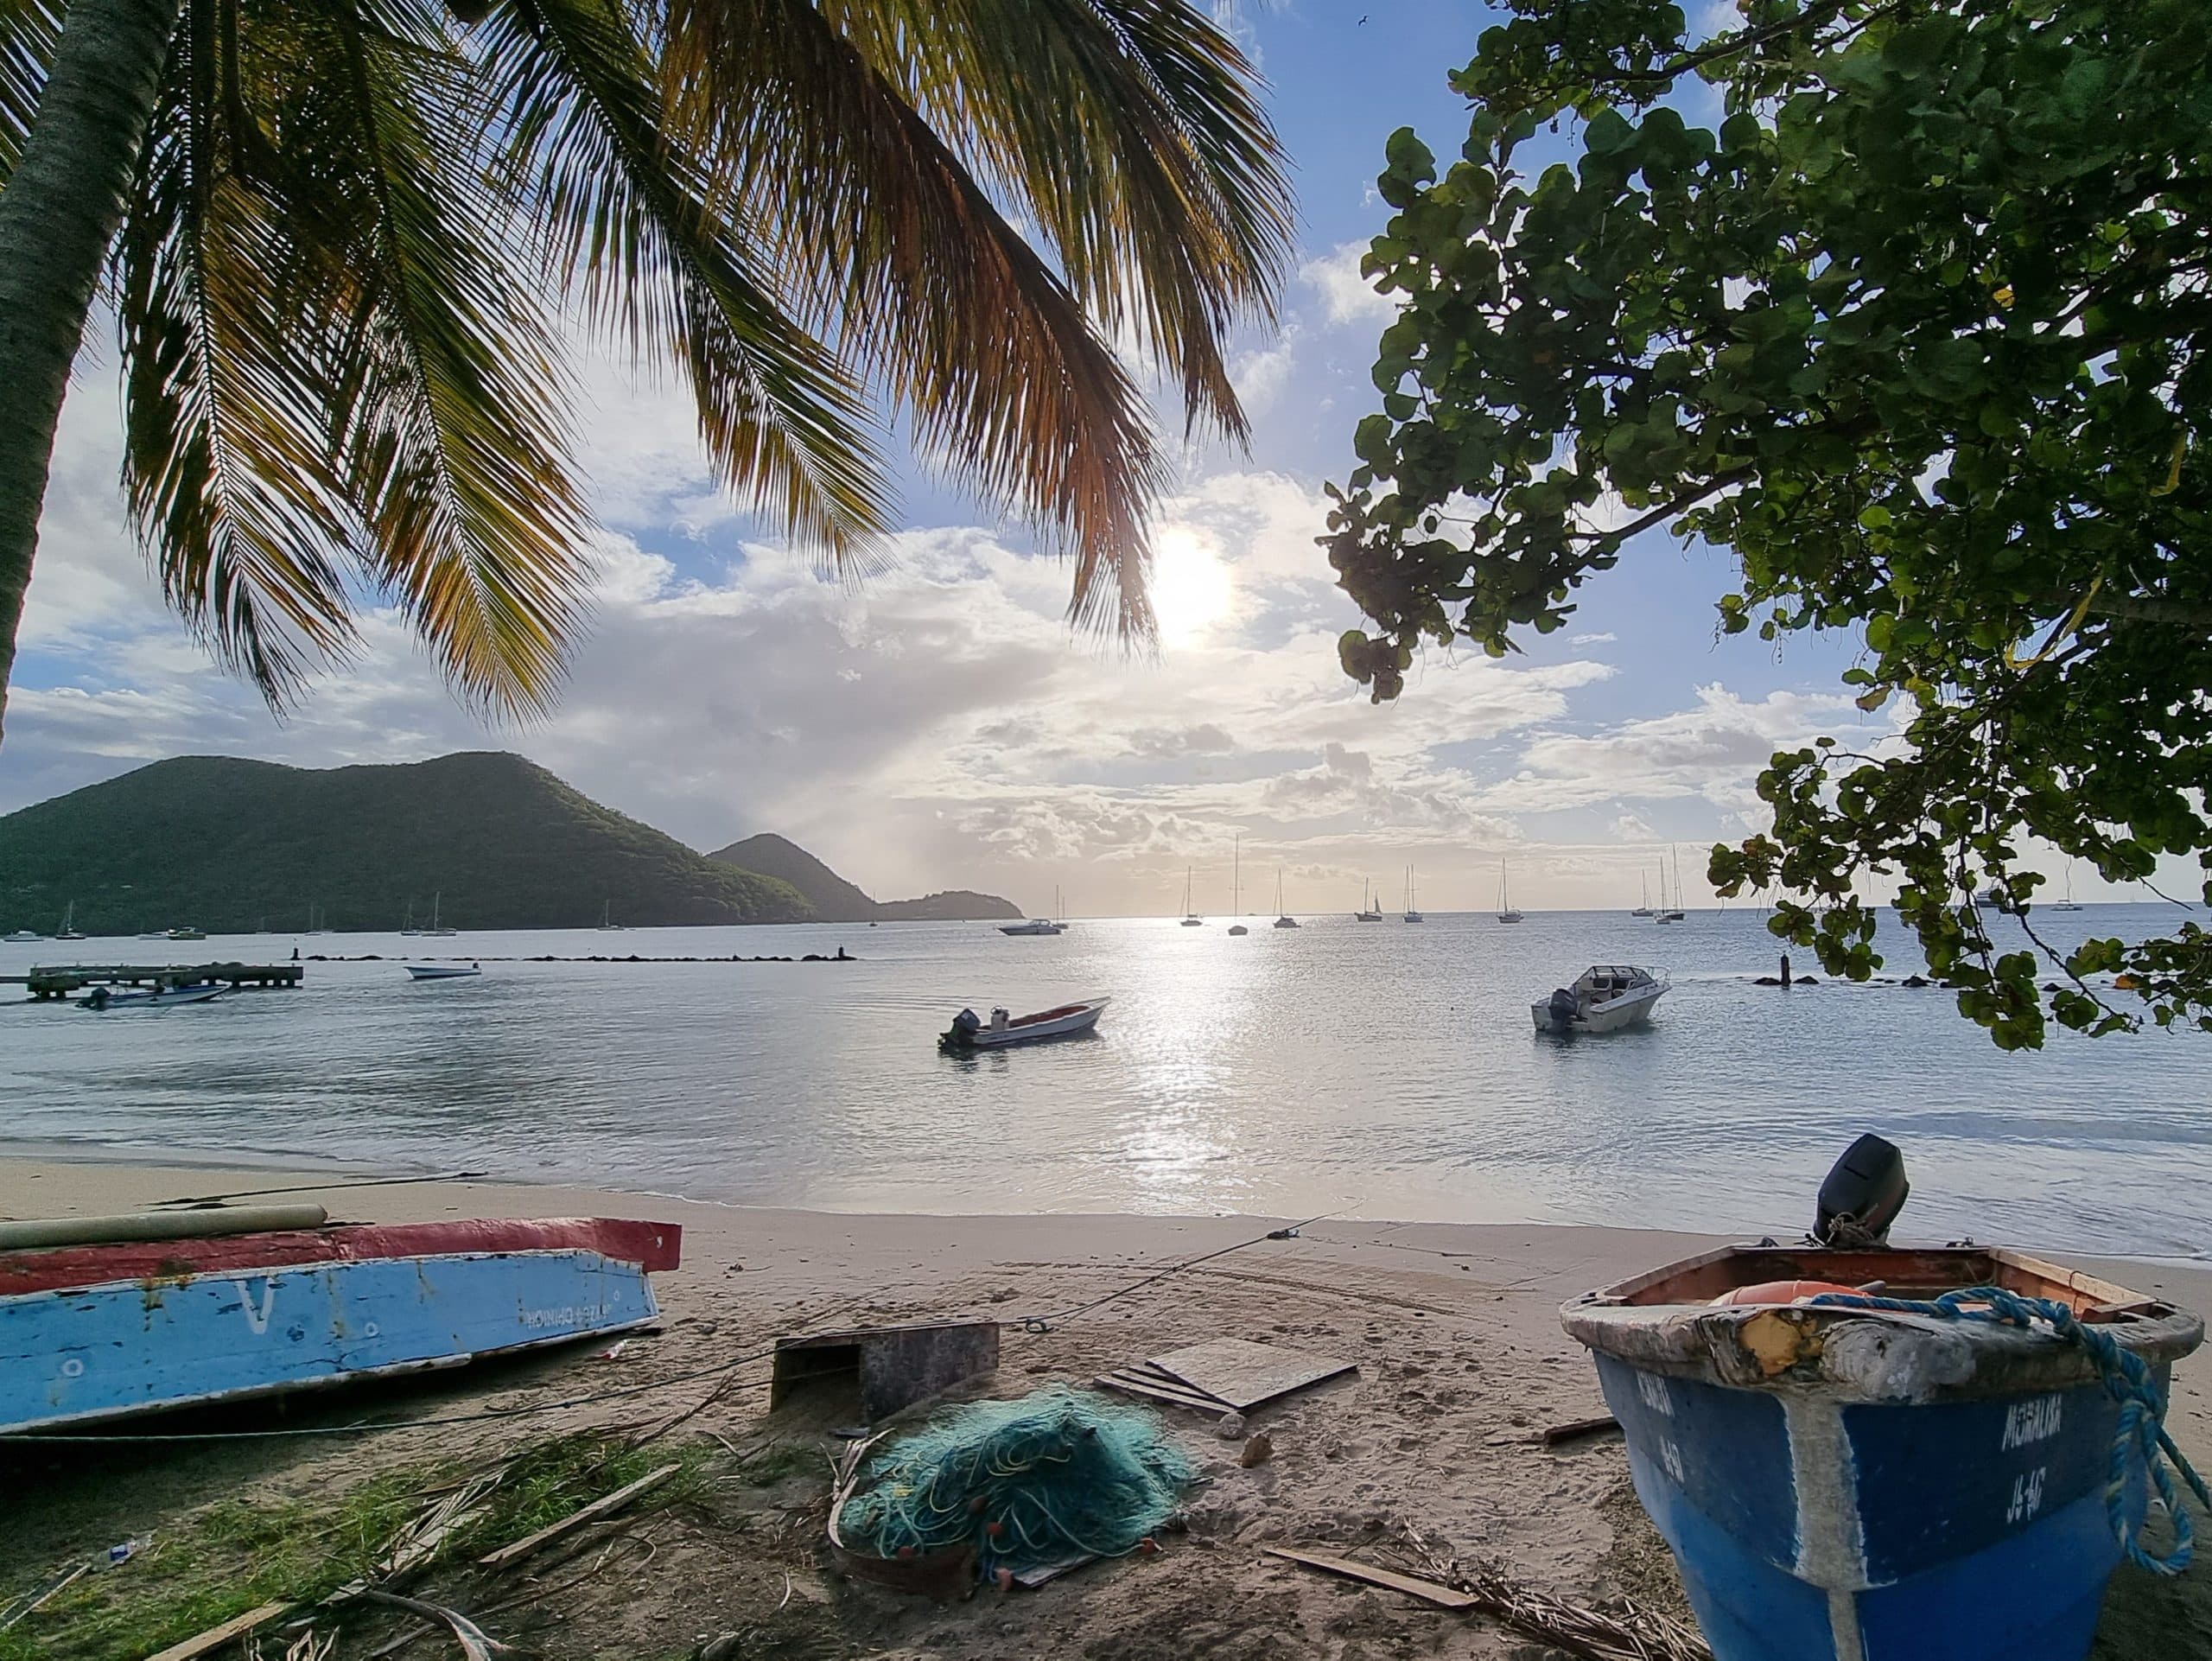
[836,1388,1192,1580]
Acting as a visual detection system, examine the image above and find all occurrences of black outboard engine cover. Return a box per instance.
[950,1007,982,1040]
[1815,1133,1909,1246]
[1548,988,1579,1024]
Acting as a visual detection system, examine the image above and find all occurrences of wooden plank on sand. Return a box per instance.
[1265,1548,1478,1610]
[1149,1338,1355,1410]
[1093,1371,1233,1414]
[143,1601,289,1661]
[476,1463,680,1569]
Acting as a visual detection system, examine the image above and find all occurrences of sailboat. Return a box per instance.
[1001,887,1067,936]
[400,902,421,937]
[304,904,327,937]
[1630,872,1654,918]
[2051,862,2084,913]
[1180,868,1205,926]
[1496,859,1523,923]
[56,903,84,942]
[1354,878,1383,922]
[1402,865,1424,923]
[1228,837,1249,934]
[1274,869,1299,928]
[1655,850,1685,922]
[421,892,459,937]
[597,900,626,932]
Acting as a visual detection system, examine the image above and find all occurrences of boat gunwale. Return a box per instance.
[1563,1242,2203,1399]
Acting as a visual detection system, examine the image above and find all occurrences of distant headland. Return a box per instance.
[0,752,1020,933]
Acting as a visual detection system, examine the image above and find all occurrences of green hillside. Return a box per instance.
[706,834,880,921]
[0,753,811,934]
[703,835,1020,921]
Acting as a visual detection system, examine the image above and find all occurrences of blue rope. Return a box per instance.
[1809,1286,2212,1576]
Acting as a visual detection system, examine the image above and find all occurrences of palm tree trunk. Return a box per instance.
[0,0,181,746]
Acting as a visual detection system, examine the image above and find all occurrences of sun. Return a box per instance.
[1148,527,1232,646]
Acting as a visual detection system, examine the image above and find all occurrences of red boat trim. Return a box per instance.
[0,1216,681,1296]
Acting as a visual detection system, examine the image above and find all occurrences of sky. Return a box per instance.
[0,1,2001,917]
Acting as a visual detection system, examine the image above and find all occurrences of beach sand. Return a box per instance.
[8,1154,2212,1659]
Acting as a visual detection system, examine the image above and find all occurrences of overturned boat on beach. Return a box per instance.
[0,1206,680,1435]
[1562,1136,2206,1661]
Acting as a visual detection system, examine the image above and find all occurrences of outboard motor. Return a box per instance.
[1815,1133,1909,1246]
[949,1007,982,1044]
[1548,988,1579,1027]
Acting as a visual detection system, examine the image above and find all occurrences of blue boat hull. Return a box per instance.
[1,1247,660,1433]
[1593,1354,2156,1661]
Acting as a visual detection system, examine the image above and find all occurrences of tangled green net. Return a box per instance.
[836,1388,1193,1580]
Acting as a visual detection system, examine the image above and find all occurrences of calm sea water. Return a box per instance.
[2,907,2206,1257]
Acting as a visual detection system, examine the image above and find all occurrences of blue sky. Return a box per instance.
[0,2,1988,915]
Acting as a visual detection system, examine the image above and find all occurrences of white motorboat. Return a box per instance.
[1533,964,1668,1034]
[1274,869,1298,928]
[1497,860,1523,923]
[166,926,207,941]
[2,929,41,944]
[406,964,482,981]
[79,983,228,1010]
[1002,887,1068,935]
[940,996,1108,1050]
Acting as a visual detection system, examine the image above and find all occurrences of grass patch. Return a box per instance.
[3,1471,425,1661]
[6,1433,713,1661]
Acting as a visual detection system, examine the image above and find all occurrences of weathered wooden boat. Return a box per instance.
[406,964,481,980]
[939,997,1108,1051]
[0,1206,680,1435]
[1563,1141,2205,1661]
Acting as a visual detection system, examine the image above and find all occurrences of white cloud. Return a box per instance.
[1299,241,1402,328]
[1570,632,1617,646]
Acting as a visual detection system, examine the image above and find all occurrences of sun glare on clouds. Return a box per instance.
[1148,527,1233,647]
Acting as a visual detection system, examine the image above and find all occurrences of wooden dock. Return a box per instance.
[5,963,305,1000]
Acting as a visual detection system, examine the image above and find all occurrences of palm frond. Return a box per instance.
[113,0,361,703]
[825,0,1294,442]
[661,0,1167,636]
[481,0,892,571]
[311,0,593,717]
[0,0,61,188]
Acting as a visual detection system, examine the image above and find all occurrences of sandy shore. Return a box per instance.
[9,1155,2212,1659]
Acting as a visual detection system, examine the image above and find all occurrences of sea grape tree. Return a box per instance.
[1324,0,2212,1047]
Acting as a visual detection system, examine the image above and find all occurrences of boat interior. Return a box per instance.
[1584,1243,2178,1323]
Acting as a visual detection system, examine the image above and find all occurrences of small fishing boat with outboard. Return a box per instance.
[406,963,481,981]
[79,982,228,1010]
[940,997,1108,1050]
[0,1205,679,1435]
[1533,964,1667,1034]
[1561,1136,2206,1661]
